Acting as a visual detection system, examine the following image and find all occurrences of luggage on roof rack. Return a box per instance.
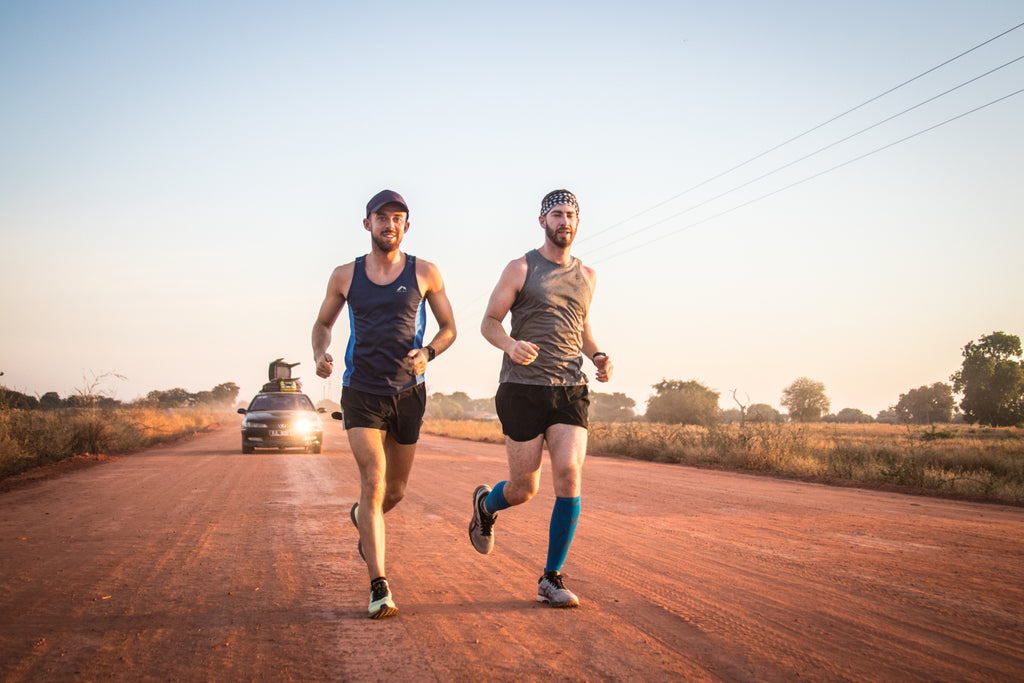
[262,378,301,392]
[262,359,301,392]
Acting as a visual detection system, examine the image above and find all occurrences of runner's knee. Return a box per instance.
[382,487,405,512]
[506,475,540,505]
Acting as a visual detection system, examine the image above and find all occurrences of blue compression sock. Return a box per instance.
[546,496,581,573]
[483,481,511,515]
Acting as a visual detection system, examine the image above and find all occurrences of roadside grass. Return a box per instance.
[421,419,505,444]
[0,407,233,479]
[5,407,1021,506]
[422,420,1024,506]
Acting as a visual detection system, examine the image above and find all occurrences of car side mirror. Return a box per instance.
[237,408,246,415]
[317,407,326,413]
[331,411,343,421]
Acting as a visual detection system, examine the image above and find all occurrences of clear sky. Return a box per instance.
[2,1,1022,417]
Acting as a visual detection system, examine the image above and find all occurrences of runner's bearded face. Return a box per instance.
[542,204,579,248]
[364,205,408,253]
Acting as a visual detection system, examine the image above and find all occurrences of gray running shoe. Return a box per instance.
[537,571,580,608]
[368,577,398,619]
[468,485,497,554]
[350,502,364,561]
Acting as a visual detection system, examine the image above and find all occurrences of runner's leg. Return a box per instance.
[347,427,389,581]
[499,433,545,507]
[383,433,416,513]
[543,424,587,571]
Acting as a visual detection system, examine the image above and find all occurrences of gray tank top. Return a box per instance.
[499,249,594,386]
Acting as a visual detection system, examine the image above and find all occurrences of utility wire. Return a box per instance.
[580,54,1024,257]
[587,87,1024,266]
[579,20,1024,246]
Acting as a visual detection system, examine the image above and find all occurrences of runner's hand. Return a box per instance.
[316,353,334,378]
[507,340,540,365]
[404,348,429,376]
[594,354,613,382]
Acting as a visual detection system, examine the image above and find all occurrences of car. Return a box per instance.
[237,385,325,454]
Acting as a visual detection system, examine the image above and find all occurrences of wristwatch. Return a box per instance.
[426,345,437,361]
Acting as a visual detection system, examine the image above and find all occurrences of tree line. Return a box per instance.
[426,331,1024,428]
[650,331,1023,427]
[0,381,241,411]
[4,331,1020,428]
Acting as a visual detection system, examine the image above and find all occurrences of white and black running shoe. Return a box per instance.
[368,577,398,619]
[537,571,579,608]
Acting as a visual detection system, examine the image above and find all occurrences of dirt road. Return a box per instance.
[1,421,1022,682]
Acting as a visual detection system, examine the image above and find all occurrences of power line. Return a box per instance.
[580,53,1024,257]
[587,86,1024,266]
[579,20,1024,246]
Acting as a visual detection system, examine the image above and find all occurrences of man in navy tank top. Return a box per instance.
[470,189,614,608]
[312,189,456,619]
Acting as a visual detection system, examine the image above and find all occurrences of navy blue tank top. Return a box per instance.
[343,254,426,395]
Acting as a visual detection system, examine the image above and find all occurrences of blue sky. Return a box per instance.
[2,1,1022,416]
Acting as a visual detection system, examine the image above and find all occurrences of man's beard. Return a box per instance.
[372,232,401,253]
[544,221,575,248]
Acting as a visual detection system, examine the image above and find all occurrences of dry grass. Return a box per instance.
[423,419,1024,506]
[0,407,232,479]
[421,419,504,444]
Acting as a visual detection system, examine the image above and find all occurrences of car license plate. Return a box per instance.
[270,430,290,437]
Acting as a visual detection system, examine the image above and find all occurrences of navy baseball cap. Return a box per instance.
[366,189,409,217]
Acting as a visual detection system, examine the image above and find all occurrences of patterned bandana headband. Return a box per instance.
[540,190,579,217]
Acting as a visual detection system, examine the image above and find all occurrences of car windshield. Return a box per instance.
[249,394,314,412]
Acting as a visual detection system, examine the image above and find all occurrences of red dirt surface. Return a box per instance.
[1,421,1022,681]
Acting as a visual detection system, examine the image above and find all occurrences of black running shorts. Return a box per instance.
[495,383,590,443]
[340,384,426,445]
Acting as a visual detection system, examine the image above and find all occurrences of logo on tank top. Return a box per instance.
[397,285,408,293]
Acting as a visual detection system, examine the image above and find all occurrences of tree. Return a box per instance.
[210,382,241,408]
[645,379,719,426]
[147,388,194,408]
[73,371,126,409]
[780,377,830,422]
[825,408,874,424]
[0,387,38,409]
[191,383,241,408]
[719,408,743,423]
[590,392,636,422]
[875,408,899,424]
[730,389,750,426]
[747,403,783,423]
[894,383,954,425]
[426,392,465,420]
[950,332,1024,426]
[39,391,63,409]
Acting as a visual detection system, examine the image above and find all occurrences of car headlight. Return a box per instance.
[294,419,312,433]
[242,419,266,429]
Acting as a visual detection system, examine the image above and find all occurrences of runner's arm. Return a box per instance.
[312,264,353,378]
[481,258,538,365]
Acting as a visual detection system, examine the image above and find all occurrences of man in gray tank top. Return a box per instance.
[470,189,614,608]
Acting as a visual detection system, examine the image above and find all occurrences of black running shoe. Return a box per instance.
[468,485,496,554]
[350,502,364,561]
[368,577,398,619]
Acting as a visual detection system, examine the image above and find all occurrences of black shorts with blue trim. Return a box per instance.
[340,383,426,445]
